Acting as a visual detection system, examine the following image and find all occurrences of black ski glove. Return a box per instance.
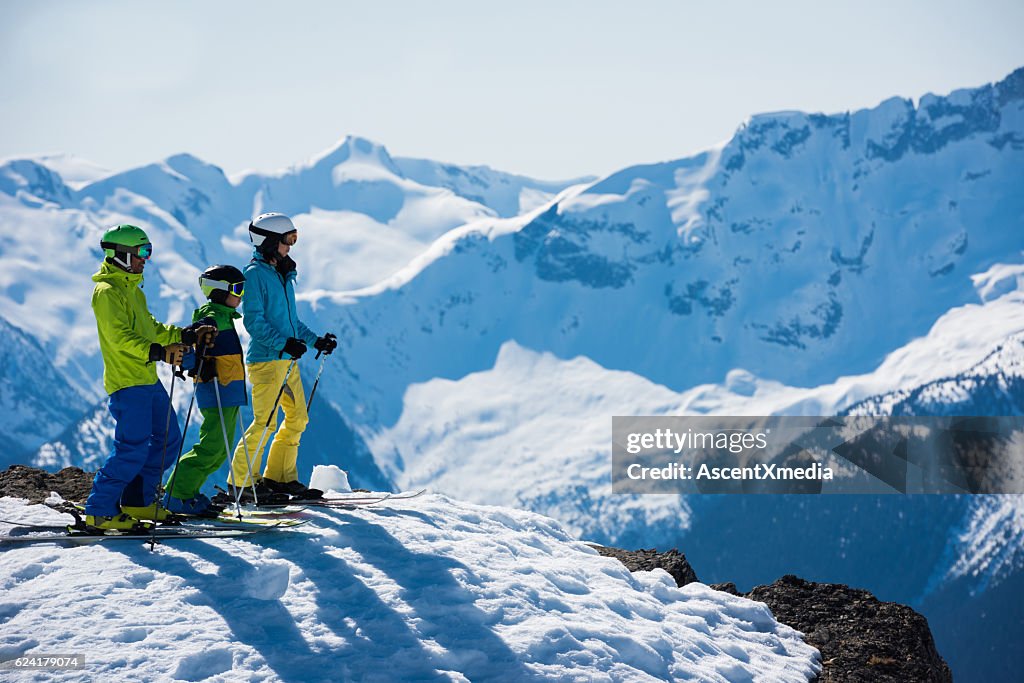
[181,319,218,348]
[281,337,307,359]
[196,356,217,382]
[149,342,188,366]
[313,333,337,356]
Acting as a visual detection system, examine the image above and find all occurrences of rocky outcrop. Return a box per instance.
[589,545,700,587]
[598,546,953,683]
[748,575,952,683]
[0,464,93,504]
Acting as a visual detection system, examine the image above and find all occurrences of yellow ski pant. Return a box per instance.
[230,359,308,486]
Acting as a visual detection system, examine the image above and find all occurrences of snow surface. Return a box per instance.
[0,495,819,682]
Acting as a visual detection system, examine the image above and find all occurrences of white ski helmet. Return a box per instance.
[248,212,298,248]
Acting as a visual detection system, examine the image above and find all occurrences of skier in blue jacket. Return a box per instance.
[228,212,336,498]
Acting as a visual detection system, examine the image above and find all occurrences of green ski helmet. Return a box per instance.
[100,224,152,271]
[199,264,245,303]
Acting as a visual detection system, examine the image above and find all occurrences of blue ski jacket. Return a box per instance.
[241,252,319,364]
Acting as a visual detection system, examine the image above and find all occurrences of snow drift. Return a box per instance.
[0,494,819,682]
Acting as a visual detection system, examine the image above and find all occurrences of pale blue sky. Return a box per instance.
[1,0,1022,179]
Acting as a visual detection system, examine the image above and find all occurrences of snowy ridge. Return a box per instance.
[0,495,819,682]
[373,341,692,547]
[844,333,1024,416]
[394,156,595,218]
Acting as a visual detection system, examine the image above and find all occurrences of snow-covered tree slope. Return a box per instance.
[314,67,1024,431]
[0,496,820,682]
[0,317,91,463]
[837,324,1024,600]
[845,333,1024,417]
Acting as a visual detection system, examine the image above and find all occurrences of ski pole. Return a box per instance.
[151,359,182,552]
[305,349,328,412]
[237,358,297,508]
[211,376,242,521]
[163,353,207,507]
[235,379,259,507]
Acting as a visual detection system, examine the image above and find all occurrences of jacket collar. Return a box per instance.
[92,260,144,287]
[251,252,297,281]
[199,301,242,320]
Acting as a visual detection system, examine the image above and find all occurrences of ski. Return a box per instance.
[266,493,392,508]
[249,493,389,509]
[3,513,307,534]
[304,488,427,506]
[0,524,283,546]
[206,515,308,529]
[241,488,426,510]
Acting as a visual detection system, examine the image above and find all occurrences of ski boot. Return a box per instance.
[263,478,323,500]
[84,512,153,533]
[163,492,217,517]
[121,503,174,522]
[214,481,289,505]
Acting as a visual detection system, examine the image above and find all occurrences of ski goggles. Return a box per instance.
[200,278,245,298]
[101,241,152,259]
[281,230,298,246]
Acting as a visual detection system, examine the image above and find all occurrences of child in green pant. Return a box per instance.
[163,265,247,515]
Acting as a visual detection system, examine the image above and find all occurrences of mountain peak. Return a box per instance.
[309,135,403,177]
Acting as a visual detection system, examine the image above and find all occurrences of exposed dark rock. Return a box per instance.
[747,575,952,683]
[588,545,699,587]
[0,464,94,504]
[709,582,739,595]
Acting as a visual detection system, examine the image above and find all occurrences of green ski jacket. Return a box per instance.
[91,261,182,395]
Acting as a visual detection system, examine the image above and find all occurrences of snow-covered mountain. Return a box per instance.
[0,494,821,681]
[316,66,1024,432]
[0,136,581,477]
[278,68,1024,547]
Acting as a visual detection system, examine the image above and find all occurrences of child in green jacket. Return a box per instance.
[163,265,247,515]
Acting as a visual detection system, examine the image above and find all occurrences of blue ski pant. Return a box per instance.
[84,381,182,516]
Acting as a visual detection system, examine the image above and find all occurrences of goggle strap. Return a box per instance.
[249,224,297,245]
[101,241,151,256]
[248,223,276,238]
